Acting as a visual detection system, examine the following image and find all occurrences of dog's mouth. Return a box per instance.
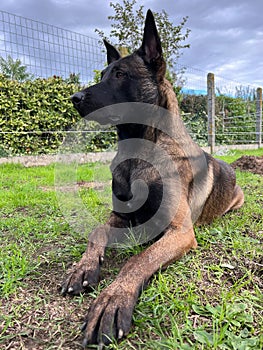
[83,109,122,126]
[71,92,122,125]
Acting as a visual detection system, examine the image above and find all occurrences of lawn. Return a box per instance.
[0,149,262,349]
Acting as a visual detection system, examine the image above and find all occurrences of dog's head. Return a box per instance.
[71,10,166,119]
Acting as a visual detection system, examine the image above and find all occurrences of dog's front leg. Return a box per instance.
[82,221,197,347]
[61,213,127,295]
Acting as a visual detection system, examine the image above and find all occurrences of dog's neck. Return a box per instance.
[116,79,180,143]
[116,124,147,141]
[158,78,180,115]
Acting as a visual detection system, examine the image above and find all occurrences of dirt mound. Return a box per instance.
[231,155,263,175]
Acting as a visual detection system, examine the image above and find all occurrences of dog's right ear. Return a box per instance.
[138,10,163,65]
[103,39,121,65]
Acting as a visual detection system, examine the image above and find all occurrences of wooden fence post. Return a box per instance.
[207,73,215,153]
[256,87,262,148]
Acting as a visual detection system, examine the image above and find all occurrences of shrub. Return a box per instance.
[0,55,34,82]
[0,75,80,155]
[0,74,118,155]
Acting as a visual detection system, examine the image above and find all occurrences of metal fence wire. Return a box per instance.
[0,10,262,155]
[0,10,105,83]
[207,74,262,150]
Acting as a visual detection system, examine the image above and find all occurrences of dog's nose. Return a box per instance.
[71,91,84,104]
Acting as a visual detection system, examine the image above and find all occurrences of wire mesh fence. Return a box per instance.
[215,97,257,144]
[207,74,262,150]
[176,63,208,95]
[215,113,258,145]
[215,75,260,147]
[0,10,262,157]
[0,10,105,83]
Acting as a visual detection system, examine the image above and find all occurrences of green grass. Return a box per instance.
[0,149,262,349]
[215,147,263,163]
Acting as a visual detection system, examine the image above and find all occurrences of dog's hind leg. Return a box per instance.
[224,185,244,214]
[61,213,128,296]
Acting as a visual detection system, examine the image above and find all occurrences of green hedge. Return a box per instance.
[0,75,117,156]
[0,73,257,156]
[180,94,258,146]
[0,75,81,155]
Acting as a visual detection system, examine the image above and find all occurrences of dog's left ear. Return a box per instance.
[103,39,122,65]
[138,10,163,65]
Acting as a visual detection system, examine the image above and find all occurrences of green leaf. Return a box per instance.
[193,330,214,345]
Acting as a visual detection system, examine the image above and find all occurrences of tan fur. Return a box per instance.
[63,72,244,347]
[159,78,180,114]
[63,11,244,347]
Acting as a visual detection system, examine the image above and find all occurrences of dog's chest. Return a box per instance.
[111,159,163,221]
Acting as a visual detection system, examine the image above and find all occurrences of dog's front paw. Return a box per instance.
[82,282,137,347]
[61,254,103,296]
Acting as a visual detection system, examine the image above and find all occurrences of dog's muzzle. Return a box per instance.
[71,91,85,106]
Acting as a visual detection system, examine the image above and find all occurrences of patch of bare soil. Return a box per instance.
[0,152,115,167]
[39,180,111,192]
[231,155,263,175]
[0,265,85,350]
[0,250,127,350]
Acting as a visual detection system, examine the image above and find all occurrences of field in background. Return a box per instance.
[0,149,262,349]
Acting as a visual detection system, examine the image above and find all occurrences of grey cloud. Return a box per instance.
[1,0,262,85]
[1,0,110,30]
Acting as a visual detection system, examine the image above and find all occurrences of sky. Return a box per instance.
[1,0,263,89]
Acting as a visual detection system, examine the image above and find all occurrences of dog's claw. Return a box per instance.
[61,286,67,296]
[98,342,105,350]
[82,337,88,349]
[82,337,105,349]
[61,256,101,296]
[118,329,124,339]
[80,321,87,332]
[83,280,89,287]
[80,282,136,347]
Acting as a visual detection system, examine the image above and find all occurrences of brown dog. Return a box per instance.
[61,10,244,347]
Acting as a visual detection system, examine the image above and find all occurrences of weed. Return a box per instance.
[0,150,262,349]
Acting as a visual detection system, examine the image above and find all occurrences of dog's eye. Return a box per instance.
[115,71,125,79]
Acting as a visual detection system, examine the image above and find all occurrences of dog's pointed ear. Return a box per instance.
[138,9,163,64]
[103,39,121,64]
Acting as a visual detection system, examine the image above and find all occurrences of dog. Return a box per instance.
[61,10,244,347]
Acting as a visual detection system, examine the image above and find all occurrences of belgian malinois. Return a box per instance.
[61,10,244,347]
